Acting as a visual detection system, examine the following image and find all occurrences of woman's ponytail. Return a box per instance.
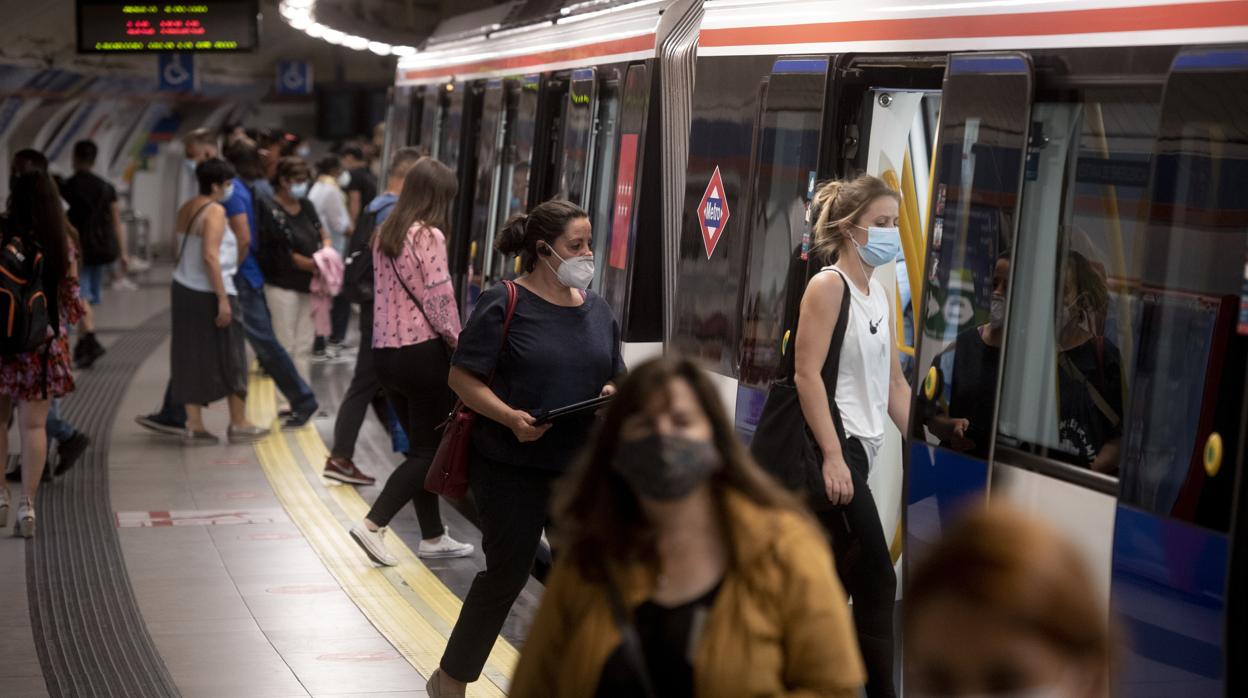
[495,212,529,256]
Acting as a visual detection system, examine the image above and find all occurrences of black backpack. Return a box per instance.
[74,176,120,267]
[0,235,51,356]
[343,200,391,305]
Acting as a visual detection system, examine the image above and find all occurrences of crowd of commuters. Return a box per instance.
[0,122,1116,697]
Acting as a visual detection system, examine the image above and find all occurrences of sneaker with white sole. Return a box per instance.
[418,533,474,559]
[17,497,34,538]
[349,522,398,566]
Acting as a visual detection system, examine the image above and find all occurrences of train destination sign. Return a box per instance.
[77,1,259,53]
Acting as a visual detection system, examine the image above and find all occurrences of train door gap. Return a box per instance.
[532,74,569,205]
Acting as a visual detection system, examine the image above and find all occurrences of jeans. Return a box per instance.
[366,340,452,539]
[80,264,106,305]
[441,452,556,682]
[46,399,74,442]
[237,282,317,415]
[814,437,897,698]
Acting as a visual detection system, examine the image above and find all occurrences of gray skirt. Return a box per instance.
[170,281,247,406]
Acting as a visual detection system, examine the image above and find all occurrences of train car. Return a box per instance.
[391,0,1248,693]
[389,0,702,369]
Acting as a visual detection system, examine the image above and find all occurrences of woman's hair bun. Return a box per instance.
[495,212,529,255]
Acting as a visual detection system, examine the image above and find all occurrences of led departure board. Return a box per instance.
[77,1,259,53]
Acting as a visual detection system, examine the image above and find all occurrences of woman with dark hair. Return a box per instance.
[170,158,268,445]
[257,156,328,382]
[347,156,473,565]
[510,355,864,696]
[906,505,1114,697]
[425,199,624,697]
[0,170,78,537]
[794,174,910,697]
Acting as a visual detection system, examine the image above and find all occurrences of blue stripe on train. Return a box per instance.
[906,443,989,563]
[1112,505,1228,695]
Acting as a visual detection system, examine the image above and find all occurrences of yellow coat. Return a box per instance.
[510,490,865,697]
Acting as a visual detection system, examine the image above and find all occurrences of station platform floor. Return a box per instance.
[0,270,540,697]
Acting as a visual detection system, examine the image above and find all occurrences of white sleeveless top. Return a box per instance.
[173,203,238,296]
[824,265,892,461]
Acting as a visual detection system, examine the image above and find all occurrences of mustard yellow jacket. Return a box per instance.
[510,490,865,697]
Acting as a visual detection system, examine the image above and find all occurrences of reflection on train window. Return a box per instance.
[589,79,621,291]
[466,84,505,305]
[439,85,463,169]
[915,66,1030,460]
[559,75,596,205]
[494,78,539,280]
[996,88,1161,478]
[737,72,823,388]
[1115,65,1247,533]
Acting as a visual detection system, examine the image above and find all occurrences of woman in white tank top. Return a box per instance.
[792,174,910,698]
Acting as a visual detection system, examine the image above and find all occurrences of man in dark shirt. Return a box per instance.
[340,145,378,225]
[59,140,128,368]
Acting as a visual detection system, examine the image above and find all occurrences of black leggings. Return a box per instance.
[815,437,897,698]
[367,340,455,539]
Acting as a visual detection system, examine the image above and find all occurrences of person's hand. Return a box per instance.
[949,418,975,451]
[821,451,854,506]
[215,297,232,328]
[599,383,616,397]
[509,409,551,443]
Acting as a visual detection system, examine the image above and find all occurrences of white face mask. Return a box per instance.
[337,171,351,189]
[290,182,309,199]
[217,182,235,203]
[541,243,594,290]
[989,295,1006,329]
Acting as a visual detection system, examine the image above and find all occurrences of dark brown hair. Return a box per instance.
[905,505,1114,694]
[553,355,804,582]
[376,156,458,259]
[496,199,587,272]
[810,174,899,262]
[270,156,311,191]
[7,171,69,280]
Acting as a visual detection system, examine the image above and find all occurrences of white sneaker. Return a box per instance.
[418,532,474,559]
[17,497,34,538]
[349,522,398,566]
[128,257,152,272]
[112,276,140,291]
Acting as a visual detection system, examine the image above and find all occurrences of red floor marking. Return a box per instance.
[114,508,289,528]
[266,584,339,595]
[239,532,302,541]
[315,651,402,662]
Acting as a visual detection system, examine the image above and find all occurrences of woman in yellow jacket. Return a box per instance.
[509,355,865,698]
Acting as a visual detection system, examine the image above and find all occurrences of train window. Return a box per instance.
[421,88,443,161]
[439,84,464,169]
[558,70,597,206]
[588,76,622,293]
[995,86,1162,483]
[1114,51,1246,532]
[465,82,506,308]
[599,64,650,329]
[915,54,1032,462]
[383,87,412,158]
[737,59,828,389]
[493,76,540,280]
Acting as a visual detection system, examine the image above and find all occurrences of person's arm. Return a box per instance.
[228,212,251,266]
[887,318,911,436]
[291,209,322,272]
[413,231,462,348]
[507,561,579,697]
[200,207,231,328]
[111,200,129,269]
[793,272,853,506]
[448,366,550,443]
[347,189,362,224]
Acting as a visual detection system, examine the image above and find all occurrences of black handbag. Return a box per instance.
[750,267,852,512]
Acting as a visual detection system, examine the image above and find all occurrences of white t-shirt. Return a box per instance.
[824,265,892,462]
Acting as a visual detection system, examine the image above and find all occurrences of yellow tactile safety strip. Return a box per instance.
[246,375,512,697]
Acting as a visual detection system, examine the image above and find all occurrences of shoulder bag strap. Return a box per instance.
[388,254,434,328]
[176,201,218,265]
[604,574,658,698]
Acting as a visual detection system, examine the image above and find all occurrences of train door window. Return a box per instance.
[737,58,829,389]
[421,88,444,161]
[383,87,413,161]
[599,64,650,328]
[913,53,1032,461]
[493,76,541,280]
[439,84,464,169]
[588,73,622,293]
[994,82,1163,489]
[1114,49,1244,532]
[557,69,597,206]
[464,81,507,311]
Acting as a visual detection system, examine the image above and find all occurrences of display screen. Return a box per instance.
[77,1,259,53]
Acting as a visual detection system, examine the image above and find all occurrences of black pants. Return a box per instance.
[441,451,556,682]
[330,308,387,460]
[815,437,897,698]
[367,339,454,539]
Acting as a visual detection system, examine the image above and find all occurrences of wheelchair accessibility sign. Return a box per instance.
[276,61,313,96]
[158,54,196,93]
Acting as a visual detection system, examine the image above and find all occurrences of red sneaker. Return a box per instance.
[323,457,376,486]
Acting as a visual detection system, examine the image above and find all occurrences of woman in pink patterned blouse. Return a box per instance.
[348,157,474,565]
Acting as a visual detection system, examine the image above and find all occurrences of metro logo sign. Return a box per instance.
[698,166,730,259]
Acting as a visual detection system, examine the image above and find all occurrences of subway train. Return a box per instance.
[387,1,1247,694]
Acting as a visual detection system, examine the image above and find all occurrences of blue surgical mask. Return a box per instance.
[853,225,901,268]
[290,182,309,199]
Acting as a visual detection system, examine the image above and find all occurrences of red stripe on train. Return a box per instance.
[700,1,1248,47]
[400,33,657,82]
